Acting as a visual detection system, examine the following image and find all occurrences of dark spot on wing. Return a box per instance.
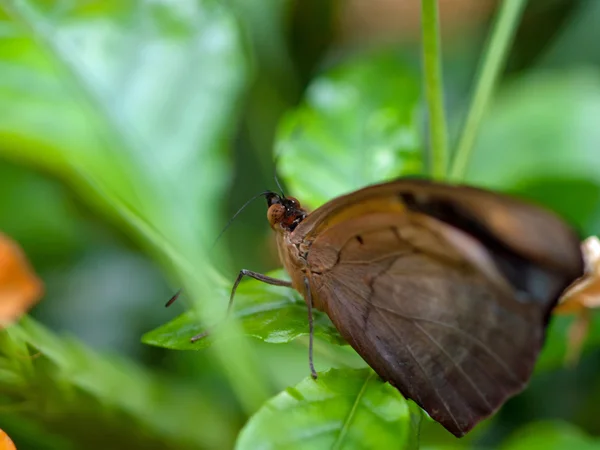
[398,192,563,309]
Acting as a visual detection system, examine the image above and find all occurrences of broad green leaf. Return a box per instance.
[276,51,423,209]
[236,368,421,450]
[465,70,600,236]
[0,317,236,450]
[142,270,345,350]
[0,0,241,240]
[500,421,600,450]
[0,0,269,409]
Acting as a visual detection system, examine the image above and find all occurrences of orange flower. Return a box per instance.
[0,233,44,327]
[556,236,600,313]
[0,428,17,450]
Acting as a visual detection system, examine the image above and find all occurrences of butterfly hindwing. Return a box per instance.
[308,214,541,436]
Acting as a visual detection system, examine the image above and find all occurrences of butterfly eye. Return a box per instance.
[287,197,300,208]
[267,203,286,227]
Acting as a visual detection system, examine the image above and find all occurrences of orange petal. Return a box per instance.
[564,311,591,367]
[0,233,44,327]
[555,236,600,314]
[0,429,17,450]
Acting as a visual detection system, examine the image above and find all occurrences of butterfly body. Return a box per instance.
[265,179,583,437]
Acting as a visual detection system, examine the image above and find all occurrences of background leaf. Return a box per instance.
[465,70,600,236]
[500,421,600,450]
[142,270,346,350]
[0,0,269,411]
[236,368,421,450]
[276,50,423,209]
[0,317,236,450]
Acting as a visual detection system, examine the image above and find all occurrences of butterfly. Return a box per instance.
[196,179,584,437]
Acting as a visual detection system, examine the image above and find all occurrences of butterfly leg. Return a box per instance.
[303,277,318,380]
[165,289,182,307]
[190,269,292,342]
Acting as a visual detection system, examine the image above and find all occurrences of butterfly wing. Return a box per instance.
[292,180,582,278]
[293,180,583,436]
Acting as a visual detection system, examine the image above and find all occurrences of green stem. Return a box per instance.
[421,0,449,180]
[449,0,527,181]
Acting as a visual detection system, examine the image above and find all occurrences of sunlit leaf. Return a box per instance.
[0,0,245,244]
[142,270,345,350]
[236,368,421,450]
[0,233,43,326]
[276,51,423,209]
[0,0,269,410]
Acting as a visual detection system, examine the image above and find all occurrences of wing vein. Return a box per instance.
[371,303,520,383]
[327,286,365,356]
[339,250,414,265]
[376,308,463,433]
[412,321,492,409]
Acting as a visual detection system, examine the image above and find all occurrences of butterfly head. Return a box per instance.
[265,192,307,232]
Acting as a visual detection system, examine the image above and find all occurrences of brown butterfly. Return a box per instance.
[194,179,584,437]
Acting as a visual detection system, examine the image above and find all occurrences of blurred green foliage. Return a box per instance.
[1,317,236,450]
[276,51,423,209]
[0,0,599,449]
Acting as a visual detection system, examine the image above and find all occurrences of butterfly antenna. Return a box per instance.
[274,170,285,198]
[211,190,271,249]
[271,152,286,197]
[165,191,273,308]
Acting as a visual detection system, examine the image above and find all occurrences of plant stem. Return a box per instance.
[449,0,527,181]
[421,0,449,180]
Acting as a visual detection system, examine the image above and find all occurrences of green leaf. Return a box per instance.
[0,317,236,450]
[0,0,243,240]
[236,368,421,450]
[465,70,600,236]
[0,0,270,410]
[276,51,423,209]
[500,421,600,450]
[142,270,345,350]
